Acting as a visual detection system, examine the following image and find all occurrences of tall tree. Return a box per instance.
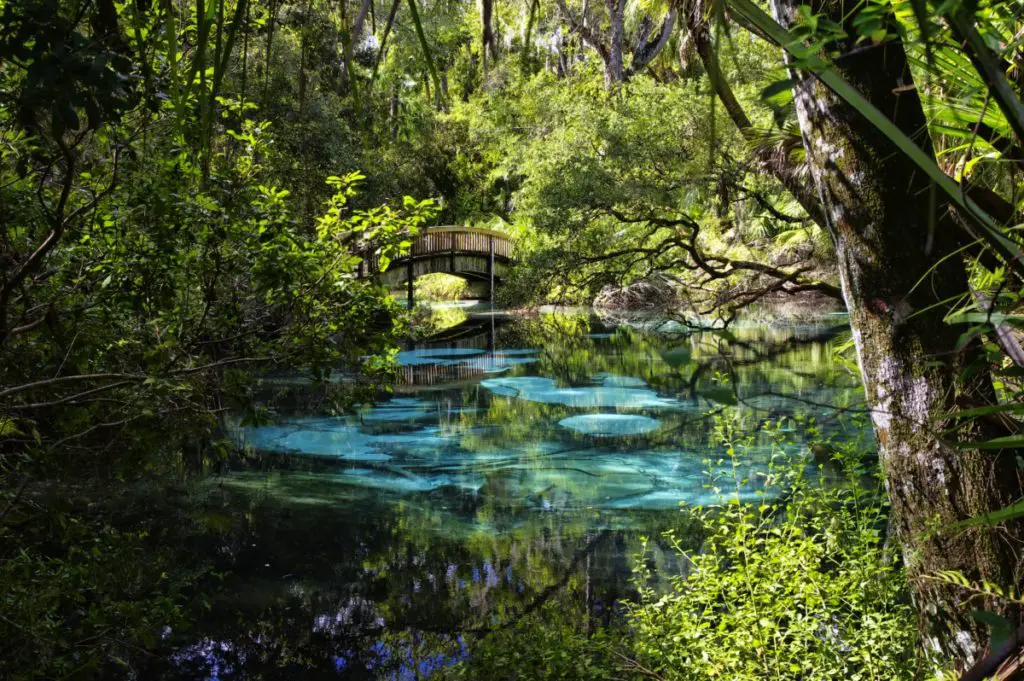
[555,0,677,84]
[342,0,374,91]
[765,0,1024,666]
[481,0,497,79]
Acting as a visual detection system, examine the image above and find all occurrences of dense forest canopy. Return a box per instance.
[3,0,1024,678]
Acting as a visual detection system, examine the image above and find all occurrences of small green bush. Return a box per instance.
[415,273,473,301]
[625,424,917,681]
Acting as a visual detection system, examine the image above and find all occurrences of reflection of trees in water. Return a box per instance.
[145,484,696,680]
[476,312,862,442]
[408,303,472,340]
[168,312,866,678]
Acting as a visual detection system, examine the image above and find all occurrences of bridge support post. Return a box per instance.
[449,232,456,273]
[488,236,495,306]
[407,259,414,308]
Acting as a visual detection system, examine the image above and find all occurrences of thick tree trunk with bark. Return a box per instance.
[769,0,1024,666]
[606,0,624,83]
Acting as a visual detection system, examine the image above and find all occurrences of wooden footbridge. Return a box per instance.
[360,226,516,305]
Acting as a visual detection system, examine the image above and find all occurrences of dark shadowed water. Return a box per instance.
[151,307,865,680]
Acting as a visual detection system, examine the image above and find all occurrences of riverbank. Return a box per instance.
[4,308,882,681]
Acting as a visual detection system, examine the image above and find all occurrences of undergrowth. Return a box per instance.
[444,416,920,681]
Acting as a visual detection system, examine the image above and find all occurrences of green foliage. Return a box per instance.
[441,60,835,307]
[0,0,139,136]
[1,4,442,673]
[626,423,916,681]
[4,0,1024,675]
[415,273,472,301]
[0,109,436,475]
[0,511,208,680]
[438,602,627,681]
[732,0,1023,270]
[434,418,916,681]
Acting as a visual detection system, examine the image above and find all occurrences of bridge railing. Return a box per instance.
[361,226,515,274]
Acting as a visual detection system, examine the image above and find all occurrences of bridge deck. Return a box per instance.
[363,226,515,274]
[360,226,516,305]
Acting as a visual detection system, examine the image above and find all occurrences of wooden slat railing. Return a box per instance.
[362,226,515,274]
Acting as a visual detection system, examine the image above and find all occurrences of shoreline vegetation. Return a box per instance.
[4,0,1024,677]
[408,293,847,342]
[6,313,905,681]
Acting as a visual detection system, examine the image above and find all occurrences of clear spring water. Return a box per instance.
[156,308,866,680]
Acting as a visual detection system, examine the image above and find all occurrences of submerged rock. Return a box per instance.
[481,376,679,409]
[558,413,662,437]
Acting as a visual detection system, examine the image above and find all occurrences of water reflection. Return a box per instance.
[237,310,859,513]
[155,308,864,679]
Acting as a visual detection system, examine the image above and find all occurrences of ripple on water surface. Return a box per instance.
[237,377,780,512]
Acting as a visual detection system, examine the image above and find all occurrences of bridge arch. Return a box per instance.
[362,226,517,305]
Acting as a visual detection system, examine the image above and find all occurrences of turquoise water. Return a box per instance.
[157,309,865,679]
[234,310,860,514]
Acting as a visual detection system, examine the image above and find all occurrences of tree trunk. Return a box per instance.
[298,0,309,117]
[555,27,566,78]
[522,0,539,72]
[371,0,401,84]
[240,0,250,106]
[606,0,624,84]
[626,9,676,78]
[263,0,277,104]
[555,0,671,85]
[298,36,307,113]
[389,86,399,139]
[769,0,1024,666]
[482,0,496,80]
[341,0,372,92]
[352,0,372,52]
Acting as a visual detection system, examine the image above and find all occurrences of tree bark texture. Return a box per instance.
[482,0,497,79]
[606,0,624,83]
[627,8,676,78]
[770,0,1024,667]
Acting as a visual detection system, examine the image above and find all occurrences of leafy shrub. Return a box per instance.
[0,515,207,680]
[415,273,473,301]
[625,426,917,681]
